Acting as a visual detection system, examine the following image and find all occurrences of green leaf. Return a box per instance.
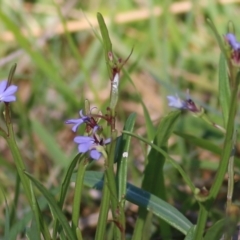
[97,12,113,78]
[218,53,231,127]
[116,113,136,205]
[59,154,82,208]
[207,19,227,58]
[203,219,224,240]
[31,120,68,168]
[25,172,76,240]
[122,130,195,192]
[83,171,193,235]
[134,110,180,239]
[9,213,32,240]
[29,182,42,240]
[141,100,156,140]
[26,217,41,240]
[174,131,221,155]
[184,225,196,240]
[142,111,181,193]
[1,190,10,240]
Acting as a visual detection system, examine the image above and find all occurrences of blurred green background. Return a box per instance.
[1,0,240,238]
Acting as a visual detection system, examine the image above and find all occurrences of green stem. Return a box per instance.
[105,130,125,240]
[209,82,238,200]
[194,204,208,240]
[71,158,88,235]
[224,138,235,240]
[6,126,32,202]
[6,115,51,239]
[194,69,239,239]
[10,174,20,226]
[95,175,111,240]
[226,148,235,215]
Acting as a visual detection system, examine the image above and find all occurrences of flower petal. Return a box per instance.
[167,95,185,109]
[0,80,7,94]
[90,149,101,160]
[2,85,18,96]
[225,33,240,50]
[66,119,84,132]
[78,141,92,153]
[74,136,94,144]
[104,138,111,145]
[1,96,16,102]
[0,83,18,102]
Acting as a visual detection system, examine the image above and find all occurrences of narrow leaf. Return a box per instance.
[97,12,112,78]
[174,131,221,155]
[1,190,10,240]
[184,225,196,240]
[83,171,193,235]
[59,154,82,208]
[203,219,224,240]
[116,113,136,204]
[207,19,227,58]
[135,110,180,239]
[26,217,41,240]
[122,130,195,192]
[25,172,76,240]
[218,53,231,127]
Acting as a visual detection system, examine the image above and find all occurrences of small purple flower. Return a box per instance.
[167,95,187,109]
[74,135,111,160]
[167,93,199,112]
[225,33,240,66]
[225,33,240,50]
[65,110,90,132]
[0,80,18,103]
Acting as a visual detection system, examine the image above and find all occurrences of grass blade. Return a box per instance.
[25,172,76,240]
[116,113,136,206]
[97,12,113,78]
[218,53,230,127]
[133,110,180,239]
[83,171,193,235]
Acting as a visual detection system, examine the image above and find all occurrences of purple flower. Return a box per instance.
[0,80,18,102]
[225,33,240,66]
[66,110,92,132]
[167,95,187,109]
[167,93,199,112]
[74,135,111,160]
[225,33,240,50]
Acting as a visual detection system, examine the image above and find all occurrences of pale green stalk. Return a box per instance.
[95,176,111,240]
[224,135,236,240]
[105,130,125,240]
[71,158,88,237]
[5,105,51,239]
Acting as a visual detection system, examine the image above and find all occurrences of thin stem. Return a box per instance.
[194,204,208,240]
[95,175,111,240]
[224,138,235,240]
[10,173,20,226]
[226,146,235,215]
[71,158,88,234]
[209,80,238,200]
[105,129,125,240]
[5,108,51,239]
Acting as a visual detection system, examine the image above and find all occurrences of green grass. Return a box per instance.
[1,0,240,239]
